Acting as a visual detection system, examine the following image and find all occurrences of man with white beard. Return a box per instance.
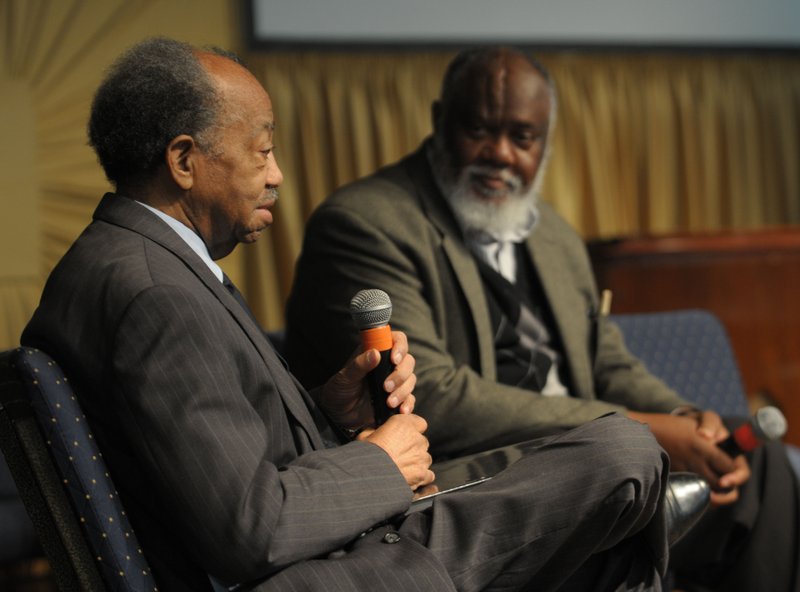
[286,46,799,592]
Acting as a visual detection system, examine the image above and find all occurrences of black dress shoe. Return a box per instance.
[666,472,711,546]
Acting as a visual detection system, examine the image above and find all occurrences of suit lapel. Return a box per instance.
[404,151,498,379]
[526,211,593,399]
[440,237,497,379]
[93,194,324,448]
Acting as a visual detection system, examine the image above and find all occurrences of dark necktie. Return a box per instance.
[222,273,289,369]
[222,273,260,325]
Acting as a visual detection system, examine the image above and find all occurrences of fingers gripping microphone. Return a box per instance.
[718,406,787,457]
[349,289,398,426]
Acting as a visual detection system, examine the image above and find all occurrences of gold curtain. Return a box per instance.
[0,0,237,349]
[244,50,800,328]
[544,53,800,235]
[2,3,799,342]
[244,52,450,327]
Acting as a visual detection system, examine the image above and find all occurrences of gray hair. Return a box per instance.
[88,37,240,189]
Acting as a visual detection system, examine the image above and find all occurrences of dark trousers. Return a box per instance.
[671,433,800,592]
[255,414,668,591]
[404,413,669,592]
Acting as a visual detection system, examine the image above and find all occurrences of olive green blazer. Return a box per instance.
[286,142,688,458]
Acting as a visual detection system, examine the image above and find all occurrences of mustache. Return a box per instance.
[465,164,523,193]
[265,188,279,202]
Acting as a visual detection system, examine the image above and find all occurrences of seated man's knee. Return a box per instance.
[587,413,668,485]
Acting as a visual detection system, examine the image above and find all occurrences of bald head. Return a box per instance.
[195,50,273,138]
[437,47,553,118]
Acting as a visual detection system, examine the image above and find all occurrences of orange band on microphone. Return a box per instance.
[361,325,392,352]
[734,425,760,452]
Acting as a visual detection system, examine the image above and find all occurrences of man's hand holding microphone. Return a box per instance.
[629,405,786,506]
[315,289,434,492]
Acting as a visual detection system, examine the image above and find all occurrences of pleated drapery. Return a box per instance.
[247,50,800,328]
[1,0,798,343]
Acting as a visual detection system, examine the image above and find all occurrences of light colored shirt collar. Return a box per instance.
[471,240,519,284]
[135,200,224,283]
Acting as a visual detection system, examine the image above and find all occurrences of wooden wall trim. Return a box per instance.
[588,226,800,445]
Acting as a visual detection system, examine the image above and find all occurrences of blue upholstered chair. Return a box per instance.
[610,309,800,477]
[0,347,157,591]
[610,309,750,417]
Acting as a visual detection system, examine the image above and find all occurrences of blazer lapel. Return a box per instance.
[526,213,594,399]
[403,150,498,379]
[94,194,324,448]
[440,237,497,379]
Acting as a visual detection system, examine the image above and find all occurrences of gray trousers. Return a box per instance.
[260,413,669,592]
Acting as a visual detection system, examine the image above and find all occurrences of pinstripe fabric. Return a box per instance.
[260,413,669,592]
[22,194,668,591]
[420,415,668,591]
[21,195,413,589]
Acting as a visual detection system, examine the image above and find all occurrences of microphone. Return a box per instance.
[718,406,787,457]
[349,289,398,426]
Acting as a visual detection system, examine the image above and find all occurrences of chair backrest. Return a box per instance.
[0,347,158,591]
[0,446,41,564]
[610,309,750,417]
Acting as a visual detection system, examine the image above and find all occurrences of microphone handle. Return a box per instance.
[718,434,745,458]
[367,348,398,425]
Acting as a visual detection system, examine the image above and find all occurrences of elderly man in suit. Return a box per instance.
[285,47,799,591]
[21,38,674,591]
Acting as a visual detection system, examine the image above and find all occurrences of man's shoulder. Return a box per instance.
[76,216,171,268]
[57,216,145,273]
[21,215,171,354]
[325,148,430,211]
[48,209,201,307]
[535,200,585,244]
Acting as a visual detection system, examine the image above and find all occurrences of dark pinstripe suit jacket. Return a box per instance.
[22,194,456,591]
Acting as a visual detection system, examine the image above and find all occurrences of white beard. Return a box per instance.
[429,140,540,243]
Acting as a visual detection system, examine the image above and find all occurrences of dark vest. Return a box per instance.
[474,243,570,393]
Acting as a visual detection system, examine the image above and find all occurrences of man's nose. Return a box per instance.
[480,135,514,166]
[267,158,284,188]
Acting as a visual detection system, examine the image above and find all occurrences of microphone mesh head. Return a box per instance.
[349,289,392,330]
[753,406,787,441]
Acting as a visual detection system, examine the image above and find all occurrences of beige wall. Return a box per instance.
[0,0,240,348]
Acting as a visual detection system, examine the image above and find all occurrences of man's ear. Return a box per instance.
[166,135,197,191]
